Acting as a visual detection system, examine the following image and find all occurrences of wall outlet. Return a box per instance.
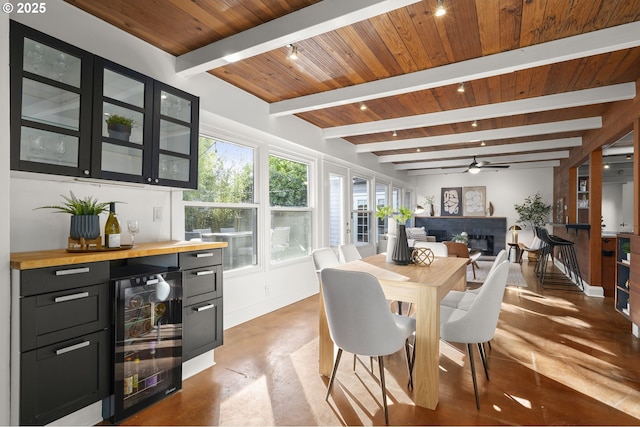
[153,206,162,222]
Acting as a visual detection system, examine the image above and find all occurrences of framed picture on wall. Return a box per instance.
[441,187,462,216]
[462,186,486,216]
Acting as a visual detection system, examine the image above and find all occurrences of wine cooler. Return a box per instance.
[104,265,183,423]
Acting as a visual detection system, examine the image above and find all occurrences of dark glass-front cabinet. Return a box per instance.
[9,20,94,177]
[10,21,199,189]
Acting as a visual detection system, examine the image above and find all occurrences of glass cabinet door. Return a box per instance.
[153,83,199,188]
[93,59,153,183]
[10,21,93,176]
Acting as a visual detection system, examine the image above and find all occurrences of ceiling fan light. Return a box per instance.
[469,165,481,174]
[435,0,446,16]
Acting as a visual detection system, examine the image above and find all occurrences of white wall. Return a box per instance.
[602,182,634,234]
[410,167,555,246]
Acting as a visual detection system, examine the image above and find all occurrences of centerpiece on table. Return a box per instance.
[376,205,414,265]
[36,191,111,249]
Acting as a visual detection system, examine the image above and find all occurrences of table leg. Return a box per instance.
[318,281,334,377]
[413,284,440,410]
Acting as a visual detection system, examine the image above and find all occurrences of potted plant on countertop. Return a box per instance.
[36,191,111,245]
[105,114,135,141]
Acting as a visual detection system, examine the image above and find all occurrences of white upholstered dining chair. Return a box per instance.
[439,260,509,409]
[338,243,362,263]
[413,241,448,257]
[320,268,415,425]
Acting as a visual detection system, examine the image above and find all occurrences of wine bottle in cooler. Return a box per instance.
[105,202,121,248]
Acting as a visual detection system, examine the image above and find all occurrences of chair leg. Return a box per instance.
[472,262,476,279]
[477,343,489,380]
[467,343,480,410]
[405,339,413,389]
[378,356,389,425]
[326,348,343,401]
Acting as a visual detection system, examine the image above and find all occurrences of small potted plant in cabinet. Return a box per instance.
[105,114,135,141]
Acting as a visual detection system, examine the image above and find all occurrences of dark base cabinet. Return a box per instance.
[183,297,223,360]
[180,249,224,361]
[20,330,110,425]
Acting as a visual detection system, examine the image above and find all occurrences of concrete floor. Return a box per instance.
[118,260,640,426]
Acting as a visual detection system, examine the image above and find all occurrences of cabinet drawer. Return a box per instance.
[20,261,110,297]
[179,249,222,270]
[183,297,223,361]
[184,264,222,303]
[21,282,110,352]
[20,329,111,426]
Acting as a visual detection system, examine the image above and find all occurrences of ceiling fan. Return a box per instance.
[466,156,510,174]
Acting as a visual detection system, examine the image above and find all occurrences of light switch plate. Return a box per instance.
[153,206,162,222]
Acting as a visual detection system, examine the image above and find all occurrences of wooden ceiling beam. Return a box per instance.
[323,83,634,138]
[270,22,640,116]
[175,0,422,77]
[379,137,582,163]
[398,152,570,171]
[356,117,602,153]
[407,161,562,175]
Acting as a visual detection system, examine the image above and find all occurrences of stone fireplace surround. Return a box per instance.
[414,217,507,256]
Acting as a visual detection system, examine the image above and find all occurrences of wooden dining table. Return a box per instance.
[318,253,469,410]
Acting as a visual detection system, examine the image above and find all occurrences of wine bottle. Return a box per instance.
[124,356,133,396]
[105,202,121,248]
[132,357,140,392]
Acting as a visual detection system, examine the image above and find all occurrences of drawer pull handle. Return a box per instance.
[195,304,215,312]
[195,252,214,258]
[54,291,89,303]
[146,279,159,285]
[55,267,90,276]
[195,270,214,276]
[56,340,90,355]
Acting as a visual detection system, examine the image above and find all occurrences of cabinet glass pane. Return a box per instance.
[102,103,144,144]
[22,78,80,130]
[23,38,81,87]
[102,142,142,175]
[160,91,191,123]
[103,69,144,108]
[20,126,79,167]
[159,154,189,182]
[159,119,190,155]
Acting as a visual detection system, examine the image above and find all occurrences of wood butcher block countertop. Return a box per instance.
[10,241,228,270]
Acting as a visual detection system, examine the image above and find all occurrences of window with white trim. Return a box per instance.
[352,176,371,245]
[269,154,312,263]
[183,136,257,271]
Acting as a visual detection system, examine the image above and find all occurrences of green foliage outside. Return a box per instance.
[269,156,308,207]
[183,137,254,231]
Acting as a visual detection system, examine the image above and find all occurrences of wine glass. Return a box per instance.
[127,220,140,247]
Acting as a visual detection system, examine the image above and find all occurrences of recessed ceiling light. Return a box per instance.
[472,120,478,127]
[416,148,421,152]
[604,163,610,169]
[435,0,446,16]
[288,45,298,60]
[360,104,367,111]
[392,130,397,137]
[457,82,465,93]
[480,141,486,146]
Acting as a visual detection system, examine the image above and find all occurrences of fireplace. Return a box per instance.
[414,217,506,256]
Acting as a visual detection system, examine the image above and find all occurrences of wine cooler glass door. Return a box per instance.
[110,269,182,423]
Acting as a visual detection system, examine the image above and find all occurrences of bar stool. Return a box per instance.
[535,227,583,290]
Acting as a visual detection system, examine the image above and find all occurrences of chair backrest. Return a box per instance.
[443,241,470,259]
[491,249,507,271]
[311,248,340,272]
[338,244,362,263]
[440,261,509,344]
[414,241,448,257]
[320,268,408,356]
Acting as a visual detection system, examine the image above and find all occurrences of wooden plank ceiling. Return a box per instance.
[64,0,640,174]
